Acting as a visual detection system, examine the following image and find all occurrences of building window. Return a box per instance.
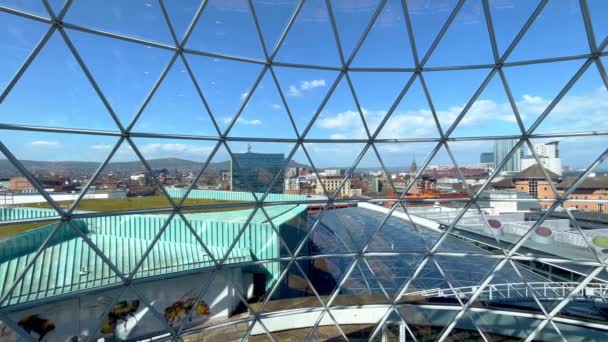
[529,179,538,198]
[599,203,605,213]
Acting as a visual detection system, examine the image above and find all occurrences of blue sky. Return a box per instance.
[0,0,607,170]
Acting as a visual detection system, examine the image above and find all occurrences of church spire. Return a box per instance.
[409,153,417,174]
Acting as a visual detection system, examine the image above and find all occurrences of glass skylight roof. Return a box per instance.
[0,0,607,341]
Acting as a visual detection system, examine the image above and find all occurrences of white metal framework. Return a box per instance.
[0,0,607,341]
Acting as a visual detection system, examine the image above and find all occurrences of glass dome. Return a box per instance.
[0,0,607,341]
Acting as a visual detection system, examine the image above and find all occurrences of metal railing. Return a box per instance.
[405,282,608,301]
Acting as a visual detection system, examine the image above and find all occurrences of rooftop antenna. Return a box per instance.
[247,143,252,153]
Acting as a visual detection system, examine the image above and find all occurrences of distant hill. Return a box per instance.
[0,158,310,177]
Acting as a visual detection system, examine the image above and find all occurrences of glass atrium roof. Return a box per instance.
[0,0,607,341]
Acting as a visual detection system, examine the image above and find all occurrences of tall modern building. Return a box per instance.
[231,152,285,193]
[521,141,563,176]
[480,152,495,170]
[494,139,521,175]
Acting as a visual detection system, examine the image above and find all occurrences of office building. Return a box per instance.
[231,152,285,193]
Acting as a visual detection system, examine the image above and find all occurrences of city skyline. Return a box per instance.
[1,1,607,168]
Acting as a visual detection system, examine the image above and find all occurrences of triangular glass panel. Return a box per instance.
[502,59,584,131]
[449,69,523,137]
[0,0,49,17]
[395,256,456,300]
[426,0,494,67]
[421,68,493,134]
[0,11,49,94]
[433,255,501,293]
[131,58,219,137]
[130,254,228,331]
[247,321,274,341]
[64,0,174,44]
[407,0,460,59]
[542,134,606,198]
[72,140,174,213]
[554,320,608,341]
[0,33,121,131]
[94,287,170,340]
[66,28,174,128]
[273,0,342,67]
[300,255,355,305]
[549,266,608,334]
[468,310,543,341]
[0,220,123,308]
[177,270,259,338]
[330,0,380,60]
[173,142,249,208]
[126,214,223,283]
[336,259,387,299]
[364,203,436,254]
[250,0,299,53]
[373,141,440,195]
[363,255,426,300]
[314,205,381,254]
[506,0,589,62]
[446,139,506,195]
[450,311,491,341]
[4,287,123,341]
[372,309,416,342]
[226,72,298,139]
[488,0,541,57]
[534,321,570,342]
[348,71,412,135]
[306,209,355,257]
[186,0,265,59]
[1,130,121,212]
[273,66,340,133]
[6,304,65,341]
[307,312,348,341]
[535,63,608,134]
[549,203,607,263]
[303,142,367,198]
[588,0,608,48]
[160,0,202,42]
[307,77,368,140]
[397,306,458,340]
[472,260,553,313]
[351,0,415,68]
[186,54,264,134]
[0,149,62,234]
[255,261,324,315]
[224,141,296,197]
[376,77,441,139]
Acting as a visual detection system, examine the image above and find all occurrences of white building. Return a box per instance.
[284,177,300,192]
[520,141,562,176]
[315,176,351,198]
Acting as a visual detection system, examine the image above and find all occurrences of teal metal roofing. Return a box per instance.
[0,231,251,307]
[184,204,307,225]
[0,204,306,307]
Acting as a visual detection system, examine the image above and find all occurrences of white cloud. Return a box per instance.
[138,143,214,156]
[221,117,263,125]
[301,79,326,90]
[310,86,608,150]
[90,144,113,150]
[272,103,282,110]
[287,79,326,97]
[240,92,249,100]
[31,140,59,147]
[288,85,301,97]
